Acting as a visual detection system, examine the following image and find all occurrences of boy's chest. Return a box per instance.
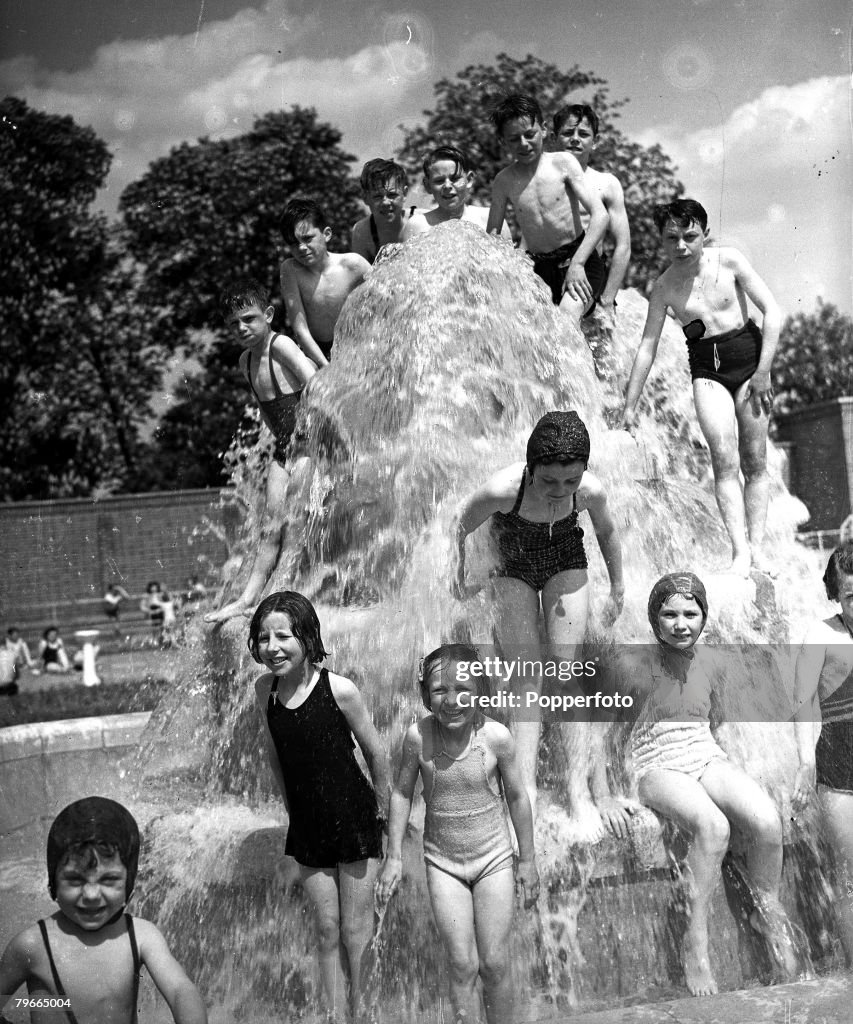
[668,264,740,318]
[28,939,137,1023]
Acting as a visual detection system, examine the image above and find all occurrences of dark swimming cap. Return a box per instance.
[526,411,590,466]
[647,572,708,644]
[47,797,140,900]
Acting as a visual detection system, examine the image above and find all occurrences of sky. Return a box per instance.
[1,0,851,315]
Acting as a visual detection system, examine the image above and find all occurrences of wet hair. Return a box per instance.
[422,145,472,180]
[418,643,486,710]
[146,581,161,593]
[281,198,328,244]
[490,94,544,135]
[42,625,59,640]
[526,411,590,473]
[647,572,708,645]
[653,198,708,233]
[823,545,853,602]
[359,158,408,194]
[47,798,140,900]
[553,103,599,137]
[247,591,329,664]
[219,278,270,318]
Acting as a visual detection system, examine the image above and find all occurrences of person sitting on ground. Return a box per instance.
[351,159,415,263]
[0,796,207,1024]
[103,583,130,636]
[6,626,36,670]
[486,94,609,330]
[280,197,370,366]
[205,280,316,624]
[39,626,70,674]
[620,198,781,578]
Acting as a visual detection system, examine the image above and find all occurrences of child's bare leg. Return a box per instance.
[338,859,380,1018]
[639,769,730,995]
[299,866,348,1016]
[819,788,853,966]
[472,868,516,1024]
[692,380,751,577]
[734,385,774,576]
[426,866,480,1023]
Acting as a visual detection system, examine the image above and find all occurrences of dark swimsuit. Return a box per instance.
[529,233,607,315]
[490,474,587,592]
[247,337,304,467]
[266,668,383,869]
[38,915,140,1024]
[686,319,763,396]
[815,616,853,793]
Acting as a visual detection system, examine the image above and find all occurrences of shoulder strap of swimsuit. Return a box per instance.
[126,915,141,1023]
[266,335,285,399]
[38,920,80,1024]
[369,215,379,250]
[245,349,262,403]
[509,473,527,515]
[268,675,280,708]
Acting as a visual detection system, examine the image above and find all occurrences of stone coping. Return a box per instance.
[0,712,152,762]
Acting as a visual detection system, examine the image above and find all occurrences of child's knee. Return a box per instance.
[478,946,510,987]
[708,445,740,479]
[695,808,730,852]
[339,916,370,952]
[739,446,767,481]
[750,806,783,849]
[315,913,341,953]
[447,947,479,985]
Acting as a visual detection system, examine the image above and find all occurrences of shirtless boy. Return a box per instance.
[280,198,370,365]
[0,797,206,1024]
[486,94,608,327]
[620,199,781,577]
[351,159,413,263]
[205,280,315,623]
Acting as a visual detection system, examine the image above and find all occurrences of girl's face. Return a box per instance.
[657,595,705,649]
[255,612,307,675]
[426,662,478,731]
[531,460,586,502]
[55,849,128,932]
[838,571,853,626]
[46,629,58,643]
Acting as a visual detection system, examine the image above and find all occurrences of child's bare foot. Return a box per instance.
[683,930,717,996]
[565,796,607,844]
[204,600,254,624]
[728,551,752,579]
[594,795,640,840]
[750,550,779,578]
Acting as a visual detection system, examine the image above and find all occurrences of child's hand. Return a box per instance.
[375,856,402,906]
[791,762,816,816]
[602,585,625,627]
[563,262,592,306]
[620,407,638,436]
[516,857,540,909]
[745,370,774,417]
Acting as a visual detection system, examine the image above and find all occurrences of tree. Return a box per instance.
[773,301,853,416]
[395,53,683,290]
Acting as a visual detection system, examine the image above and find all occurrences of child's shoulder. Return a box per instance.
[478,715,512,749]
[3,921,43,960]
[253,672,275,702]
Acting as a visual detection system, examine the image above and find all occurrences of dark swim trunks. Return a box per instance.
[686,319,763,396]
[529,233,607,316]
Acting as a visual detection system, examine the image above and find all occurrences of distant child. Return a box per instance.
[0,796,207,1024]
[351,159,414,262]
[792,544,853,964]
[205,280,316,624]
[631,573,796,996]
[39,626,69,674]
[250,592,389,1019]
[486,94,608,328]
[6,627,36,670]
[376,644,538,1024]
[103,584,130,636]
[280,198,370,365]
[140,582,165,644]
[620,199,781,578]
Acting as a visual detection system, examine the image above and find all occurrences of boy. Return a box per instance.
[280,198,370,365]
[5,627,35,671]
[351,159,414,263]
[486,94,609,327]
[0,797,207,1024]
[620,199,781,577]
[205,280,315,624]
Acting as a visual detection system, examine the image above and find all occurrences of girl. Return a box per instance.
[631,572,796,996]
[140,582,165,646]
[376,644,538,1024]
[39,626,69,674]
[249,592,389,1020]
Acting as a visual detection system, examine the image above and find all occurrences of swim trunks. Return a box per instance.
[528,233,607,315]
[247,337,305,466]
[815,631,853,793]
[266,668,383,869]
[685,319,763,396]
[490,474,587,592]
[422,718,514,887]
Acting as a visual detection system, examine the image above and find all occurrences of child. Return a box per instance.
[631,572,796,995]
[376,644,538,1024]
[620,199,781,578]
[486,94,608,327]
[792,544,853,964]
[103,584,130,636]
[250,591,389,1019]
[38,626,69,674]
[140,582,165,644]
[6,627,36,670]
[351,159,414,262]
[280,198,370,365]
[204,281,316,624]
[0,796,207,1024]
[452,411,626,838]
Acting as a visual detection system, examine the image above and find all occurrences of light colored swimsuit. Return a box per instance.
[422,719,514,886]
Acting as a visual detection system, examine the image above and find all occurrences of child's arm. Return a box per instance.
[279,261,330,368]
[57,642,70,672]
[728,249,782,415]
[254,677,290,813]
[620,281,668,428]
[135,920,207,1024]
[582,477,625,626]
[330,675,392,821]
[492,725,539,908]
[600,178,631,307]
[375,725,421,904]
[452,476,506,599]
[271,335,317,389]
[791,624,826,813]
[561,157,608,304]
[486,173,510,236]
[0,932,31,1013]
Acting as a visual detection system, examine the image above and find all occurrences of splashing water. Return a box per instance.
[136,221,842,1019]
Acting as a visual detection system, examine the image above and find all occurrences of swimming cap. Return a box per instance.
[526,411,590,467]
[647,572,708,645]
[47,797,140,900]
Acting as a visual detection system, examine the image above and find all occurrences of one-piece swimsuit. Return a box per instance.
[815,615,853,793]
[247,337,303,467]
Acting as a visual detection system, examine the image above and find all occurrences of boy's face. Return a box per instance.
[365,179,408,223]
[837,571,853,624]
[55,849,128,931]
[500,116,546,165]
[555,116,597,162]
[424,159,474,213]
[228,303,274,347]
[660,217,707,266]
[290,219,332,266]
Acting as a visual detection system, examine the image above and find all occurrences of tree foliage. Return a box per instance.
[396,53,683,289]
[773,301,853,415]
